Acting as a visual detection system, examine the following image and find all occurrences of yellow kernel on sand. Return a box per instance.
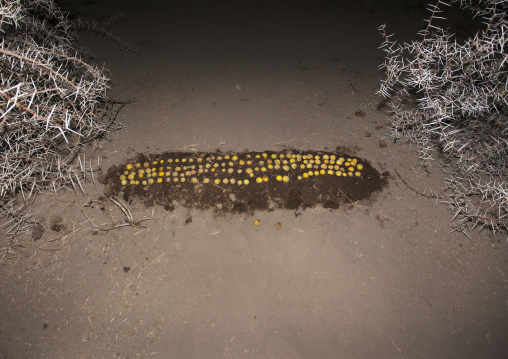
[268,164,274,169]
[300,164,306,169]
[262,153,268,158]
[283,165,290,171]
[230,178,236,184]
[173,177,179,183]
[336,171,342,176]
[355,172,361,177]
[232,155,238,161]
[357,164,363,170]
[126,164,133,170]
[328,170,334,175]
[135,163,141,168]
[148,178,154,185]
[142,180,148,185]
[348,167,354,172]
[261,167,267,172]
[214,179,221,185]
[225,155,230,160]
[244,179,250,185]
[283,176,289,183]
[121,179,127,186]
[254,219,260,226]
[203,178,210,183]
[124,171,129,175]
[271,154,277,159]
[229,162,234,166]
[303,173,309,178]
[157,178,163,183]
[276,175,282,181]
[320,169,325,175]
[181,177,186,182]
[159,171,164,177]
[345,162,350,167]
[291,163,297,169]
[246,168,253,173]
[228,168,234,173]
[239,160,245,165]
[256,177,263,183]
[348,172,353,176]
[223,178,229,184]
[314,171,319,176]
[120,175,126,181]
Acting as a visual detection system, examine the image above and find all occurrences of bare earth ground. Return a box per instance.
[1,0,507,358]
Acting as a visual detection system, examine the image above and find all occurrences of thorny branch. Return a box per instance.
[378,0,507,234]
[0,0,132,258]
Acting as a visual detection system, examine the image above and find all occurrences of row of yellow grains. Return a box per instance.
[120,153,363,186]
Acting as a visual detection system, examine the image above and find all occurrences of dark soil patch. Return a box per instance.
[103,151,388,213]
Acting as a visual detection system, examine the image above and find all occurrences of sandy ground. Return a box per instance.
[1,0,507,358]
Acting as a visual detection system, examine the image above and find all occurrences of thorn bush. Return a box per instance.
[378,0,507,234]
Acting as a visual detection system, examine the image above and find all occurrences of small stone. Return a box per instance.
[378,140,387,148]
[364,131,372,137]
